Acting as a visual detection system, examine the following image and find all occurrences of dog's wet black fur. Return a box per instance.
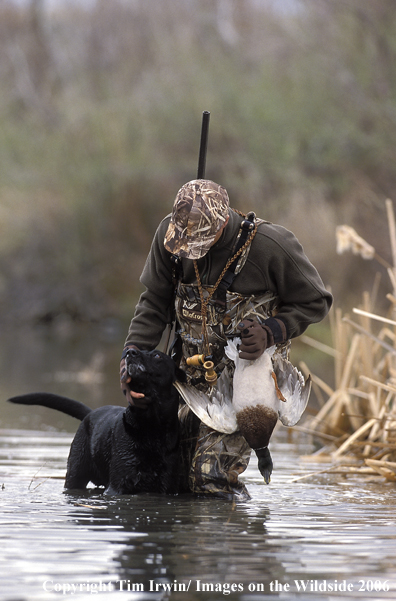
[8,348,186,495]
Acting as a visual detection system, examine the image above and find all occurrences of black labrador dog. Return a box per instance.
[8,348,185,495]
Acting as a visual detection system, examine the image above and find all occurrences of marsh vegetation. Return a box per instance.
[1,0,396,329]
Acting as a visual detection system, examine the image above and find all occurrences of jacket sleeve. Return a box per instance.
[124,218,175,350]
[248,224,333,339]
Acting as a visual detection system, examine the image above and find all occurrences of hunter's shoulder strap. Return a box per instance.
[170,253,183,286]
[215,211,257,308]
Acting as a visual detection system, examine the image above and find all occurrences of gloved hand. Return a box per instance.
[120,345,153,409]
[255,447,273,485]
[237,317,287,360]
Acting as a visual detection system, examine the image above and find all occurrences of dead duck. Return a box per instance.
[175,338,311,484]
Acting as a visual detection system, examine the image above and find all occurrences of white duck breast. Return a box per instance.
[225,340,280,413]
[224,339,280,449]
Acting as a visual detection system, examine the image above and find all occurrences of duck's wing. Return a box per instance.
[174,369,237,434]
[273,354,311,426]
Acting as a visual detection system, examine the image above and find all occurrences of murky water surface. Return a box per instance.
[1,429,396,601]
[1,327,396,600]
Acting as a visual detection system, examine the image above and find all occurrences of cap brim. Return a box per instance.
[164,222,216,260]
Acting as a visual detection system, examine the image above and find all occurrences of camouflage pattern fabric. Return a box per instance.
[177,404,200,493]
[169,203,286,499]
[175,287,282,499]
[178,404,251,500]
[176,286,279,390]
[189,422,252,501]
[164,179,229,260]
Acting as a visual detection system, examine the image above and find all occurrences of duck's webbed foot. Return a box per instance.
[255,447,273,485]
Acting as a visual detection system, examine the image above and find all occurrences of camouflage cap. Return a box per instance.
[164,179,229,260]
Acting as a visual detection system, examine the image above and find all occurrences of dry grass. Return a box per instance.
[298,199,396,482]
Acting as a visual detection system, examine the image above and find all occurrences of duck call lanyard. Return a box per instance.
[193,211,257,357]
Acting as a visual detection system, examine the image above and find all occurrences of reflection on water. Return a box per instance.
[1,429,396,601]
[0,323,127,433]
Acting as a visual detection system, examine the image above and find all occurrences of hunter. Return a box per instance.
[120,179,332,499]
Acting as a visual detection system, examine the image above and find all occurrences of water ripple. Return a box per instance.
[1,429,396,600]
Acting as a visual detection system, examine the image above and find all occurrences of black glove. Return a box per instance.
[237,317,287,360]
[120,345,153,409]
[255,447,273,485]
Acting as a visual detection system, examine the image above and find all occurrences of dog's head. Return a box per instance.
[125,348,185,413]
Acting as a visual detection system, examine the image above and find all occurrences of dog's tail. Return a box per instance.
[8,393,91,421]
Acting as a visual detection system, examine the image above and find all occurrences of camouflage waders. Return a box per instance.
[175,278,279,500]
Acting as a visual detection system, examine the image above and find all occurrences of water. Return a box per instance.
[1,326,396,600]
[1,429,396,601]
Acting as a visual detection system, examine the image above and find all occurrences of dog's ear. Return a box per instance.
[174,366,187,383]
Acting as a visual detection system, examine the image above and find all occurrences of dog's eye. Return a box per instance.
[153,353,161,359]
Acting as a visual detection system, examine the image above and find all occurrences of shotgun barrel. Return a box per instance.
[197,111,210,179]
